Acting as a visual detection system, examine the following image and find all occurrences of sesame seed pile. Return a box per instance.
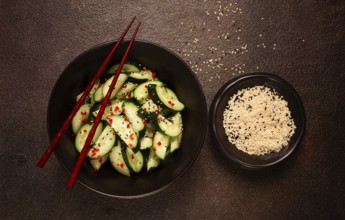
[223,86,296,155]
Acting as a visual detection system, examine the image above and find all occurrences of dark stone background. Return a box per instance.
[1,0,344,219]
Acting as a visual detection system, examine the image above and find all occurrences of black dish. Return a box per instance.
[209,73,306,170]
[47,40,207,198]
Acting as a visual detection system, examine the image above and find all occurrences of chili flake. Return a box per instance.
[114,106,120,111]
[168,101,175,106]
[127,123,131,129]
[81,118,88,124]
[81,111,87,115]
[108,118,113,124]
[151,71,156,78]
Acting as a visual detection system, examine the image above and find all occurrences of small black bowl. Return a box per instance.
[47,40,207,198]
[209,73,306,170]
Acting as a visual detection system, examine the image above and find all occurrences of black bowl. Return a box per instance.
[209,73,306,170]
[47,40,207,198]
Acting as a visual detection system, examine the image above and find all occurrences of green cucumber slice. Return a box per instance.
[109,142,131,176]
[87,125,116,159]
[72,104,91,133]
[152,131,170,160]
[107,115,138,150]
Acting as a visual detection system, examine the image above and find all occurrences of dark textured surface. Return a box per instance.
[1,0,344,219]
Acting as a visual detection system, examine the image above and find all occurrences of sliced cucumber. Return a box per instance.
[115,82,138,99]
[122,101,145,134]
[102,73,129,100]
[93,84,104,102]
[89,154,109,172]
[107,115,138,150]
[133,80,164,103]
[75,123,103,153]
[109,142,131,176]
[156,112,183,137]
[152,131,170,160]
[148,84,185,111]
[72,104,91,133]
[92,99,124,120]
[128,70,153,83]
[147,148,160,172]
[141,99,161,114]
[108,63,140,74]
[170,132,182,153]
[139,123,155,150]
[87,125,116,159]
[126,147,144,173]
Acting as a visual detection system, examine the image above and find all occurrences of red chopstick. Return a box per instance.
[67,23,141,187]
[36,17,136,168]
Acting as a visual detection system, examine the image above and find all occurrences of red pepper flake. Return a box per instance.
[131,155,135,160]
[97,82,102,88]
[83,129,87,133]
[143,120,147,125]
[91,148,100,157]
[108,118,113,124]
[114,106,119,111]
[110,111,114,116]
[157,141,162,146]
[155,110,159,114]
[129,133,135,140]
[145,85,148,88]
[168,101,175,106]
[107,100,112,106]
[98,156,103,163]
[157,117,161,121]
[80,111,87,115]
[129,143,134,149]
[151,92,155,96]
[143,107,147,111]
[151,71,156,79]
[153,147,157,152]
[118,163,124,168]
[122,109,126,114]
[122,84,127,89]
[81,118,88,124]
[127,93,132,99]
[124,117,128,121]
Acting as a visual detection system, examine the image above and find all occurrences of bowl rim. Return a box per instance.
[209,72,306,170]
[47,39,208,198]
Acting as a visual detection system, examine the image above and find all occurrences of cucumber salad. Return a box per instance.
[71,63,184,176]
